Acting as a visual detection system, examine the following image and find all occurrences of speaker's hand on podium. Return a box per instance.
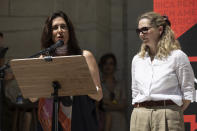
[88,86,103,101]
[29,98,38,102]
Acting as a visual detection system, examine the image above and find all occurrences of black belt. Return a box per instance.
[134,100,176,108]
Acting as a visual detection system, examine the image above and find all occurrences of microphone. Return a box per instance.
[45,40,64,52]
[28,40,64,58]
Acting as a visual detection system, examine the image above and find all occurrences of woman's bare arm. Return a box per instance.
[83,50,103,101]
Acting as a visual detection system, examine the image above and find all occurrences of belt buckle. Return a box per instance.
[135,103,140,108]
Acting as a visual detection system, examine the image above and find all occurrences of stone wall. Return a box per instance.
[0,0,111,61]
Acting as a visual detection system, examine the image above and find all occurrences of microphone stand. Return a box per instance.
[51,81,61,131]
[0,62,10,130]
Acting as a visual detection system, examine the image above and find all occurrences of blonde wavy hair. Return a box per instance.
[137,12,181,59]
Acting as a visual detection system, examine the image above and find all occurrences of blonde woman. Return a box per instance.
[130,12,195,131]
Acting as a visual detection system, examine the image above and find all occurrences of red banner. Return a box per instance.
[154,0,197,38]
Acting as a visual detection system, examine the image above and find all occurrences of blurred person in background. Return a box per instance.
[98,53,127,131]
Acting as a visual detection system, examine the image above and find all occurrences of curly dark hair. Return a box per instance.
[0,32,3,38]
[99,53,117,73]
[41,11,82,55]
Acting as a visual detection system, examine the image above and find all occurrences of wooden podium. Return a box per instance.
[10,55,97,98]
[10,55,97,131]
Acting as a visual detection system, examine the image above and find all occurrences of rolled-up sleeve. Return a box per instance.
[176,51,196,102]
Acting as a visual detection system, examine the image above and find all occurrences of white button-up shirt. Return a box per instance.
[131,50,196,106]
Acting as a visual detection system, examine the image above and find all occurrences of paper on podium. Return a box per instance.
[10,55,97,98]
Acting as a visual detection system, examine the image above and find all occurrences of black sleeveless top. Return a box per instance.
[71,95,98,131]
